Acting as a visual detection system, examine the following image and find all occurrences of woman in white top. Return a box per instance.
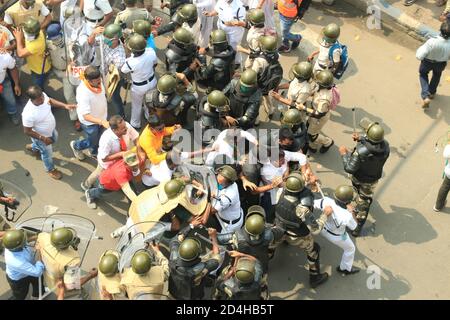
[434,142,450,211]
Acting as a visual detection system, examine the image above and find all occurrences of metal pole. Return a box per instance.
[352,107,356,134]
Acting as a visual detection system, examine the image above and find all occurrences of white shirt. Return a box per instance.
[443,145,450,179]
[60,0,78,26]
[316,39,341,68]
[205,129,258,165]
[261,150,307,203]
[4,3,50,25]
[76,81,108,126]
[0,25,15,47]
[0,52,16,83]
[314,196,357,235]
[97,122,139,169]
[288,78,313,105]
[215,0,246,26]
[83,0,112,20]
[21,93,56,137]
[416,35,450,62]
[142,160,175,187]
[213,182,242,221]
[121,47,157,83]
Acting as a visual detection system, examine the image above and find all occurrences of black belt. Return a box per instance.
[423,58,446,64]
[133,74,154,86]
[218,210,242,225]
[85,17,103,23]
[324,227,343,237]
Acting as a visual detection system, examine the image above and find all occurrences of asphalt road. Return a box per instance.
[1,0,450,300]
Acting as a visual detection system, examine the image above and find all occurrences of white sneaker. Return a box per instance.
[85,190,97,209]
[70,140,86,161]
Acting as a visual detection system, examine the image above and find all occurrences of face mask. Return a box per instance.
[104,38,114,47]
[24,32,36,41]
[249,234,260,241]
[218,183,224,190]
[239,85,255,95]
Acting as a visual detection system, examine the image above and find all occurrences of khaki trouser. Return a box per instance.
[54,69,78,121]
[257,95,275,124]
[85,164,104,188]
[307,112,332,150]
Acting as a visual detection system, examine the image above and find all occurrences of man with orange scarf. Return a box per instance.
[70,66,109,161]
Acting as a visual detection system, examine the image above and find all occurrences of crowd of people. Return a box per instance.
[0,0,394,300]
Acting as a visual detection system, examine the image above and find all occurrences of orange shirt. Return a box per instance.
[277,0,301,18]
[138,125,175,165]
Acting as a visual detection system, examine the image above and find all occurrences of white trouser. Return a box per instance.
[218,22,245,65]
[197,10,215,48]
[217,209,243,234]
[130,79,156,128]
[320,229,356,272]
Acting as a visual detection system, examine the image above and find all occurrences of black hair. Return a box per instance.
[147,114,162,127]
[440,21,450,39]
[279,127,294,141]
[84,66,101,80]
[109,115,124,130]
[27,85,43,100]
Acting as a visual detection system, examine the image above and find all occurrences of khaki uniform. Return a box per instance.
[120,250,169,300]
[287,78,314,121]
[244,26,265,69]
[97,250,127,300]
[37,232,81,291]
[307,88,333,150]
[252,57,274,123]
[6,0,43,27]
[114,7,153,30]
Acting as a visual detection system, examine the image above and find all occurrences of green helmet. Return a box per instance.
[164,179,185,199]
[210,29,228,45]
[247,8,265,26]
[323,23,340,43]
[246,205,266,219]
[99,253,119,277]
[131,250,152,275]
[23,17,40,36]
[173,28,194,46]
[235,258,255,284]
[178,238,201,262]
[2,229,26,252]
[366,122,384,143]
[124,0,137,5]
[281,109,302,126]
[259,35,277,53]
[292,61,313,81]
[133,20,152,39]
[104,23,122,39]
[207,90,229,112]
[157,74,177,95]
[240,69,258,88]
[244,214,265,236]
[315,70,334,88]
[334,185,354,204]
[285,172,305,193]
[216,165,238,182]
[50,227,75,250]
[127,34,147,53]
[178,4,198,24]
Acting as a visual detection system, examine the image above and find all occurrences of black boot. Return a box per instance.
[309,272,329,288]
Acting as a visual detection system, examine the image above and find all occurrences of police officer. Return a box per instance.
[133,20,153,44]
[98,250,126,300]
[251,35,283,124]
[270,61,315,122]
[213,256,264,300]
[274,172,329,288]
[223,69,262,130]
[161,0,192,16]
[165,28,198,80]
[82,0,113,33]
[339,120,390,237]
[308,23,343,75]
[194,29,236,92]
[146,73,197,127]
[121,34,158,130]
[168,227,221,300]
[4,0,52,30]
[299,69,334,154]
[120,244,170,299]
[229,8,266,69]
[193,0,216,49]
[313,185,360,275]
[197,90,235,145]
[278,109,309,154]
[115,0,153,30]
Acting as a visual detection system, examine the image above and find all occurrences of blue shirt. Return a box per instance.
[5,247,45,281]
[146,35,156,51]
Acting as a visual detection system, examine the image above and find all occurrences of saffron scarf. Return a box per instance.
[79,71,102,94]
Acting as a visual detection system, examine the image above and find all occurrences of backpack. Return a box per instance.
[258,58,283,94]
[329,41,348,79]
[330,85,340,110]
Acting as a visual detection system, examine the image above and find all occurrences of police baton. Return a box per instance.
[193,231,230,254]
[315,181,326,199]
[190,184,221,201]
[352,107,357,134]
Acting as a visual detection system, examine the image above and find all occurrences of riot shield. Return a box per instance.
[0,179,32,223]
[116,221,168,272]
[15,213,99,265]
[63,9,93,86]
